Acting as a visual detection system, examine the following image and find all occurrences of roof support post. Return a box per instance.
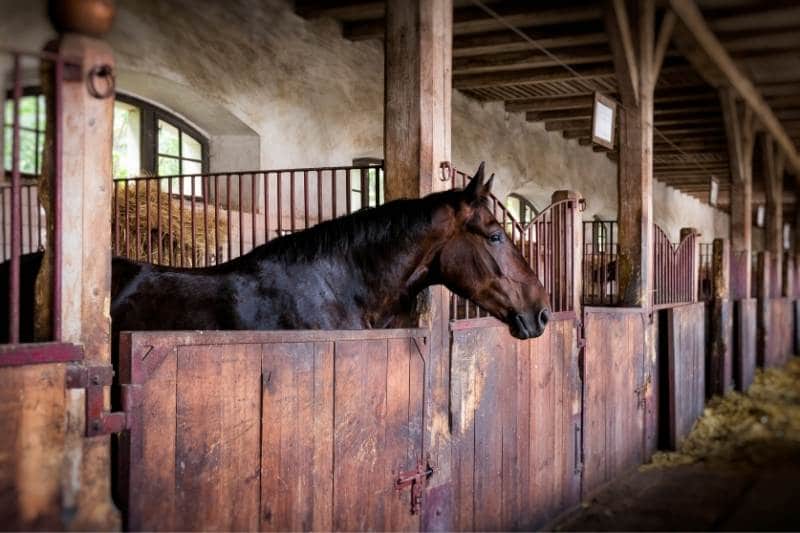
[384,0,452,200]
[606,0,661,306]
[720,88,755,300]
[384,2,453,528]
[763,135,785,294]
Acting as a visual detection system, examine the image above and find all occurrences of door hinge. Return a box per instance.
[66,363,131,437]
[394,461,434,516]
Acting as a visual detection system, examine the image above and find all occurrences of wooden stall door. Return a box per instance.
[766,299,794,368]
[666,303,706,448]
[449,316,581,531]
[582,308,648,494]
[119,330,426,532]
[734,299,757,391]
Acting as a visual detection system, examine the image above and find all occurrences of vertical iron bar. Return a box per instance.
[290,171,296,233]
[238,173,244,257]
[191,174,196,266]
[167,177,172,266]
[179,175,184,267]
[146,179,152,263]
[227,174,232,260]
[8,54,22,342]
[303,170,309,229]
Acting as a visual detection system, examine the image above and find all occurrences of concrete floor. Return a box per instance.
[550,357,800,532]
[550,447,800,531]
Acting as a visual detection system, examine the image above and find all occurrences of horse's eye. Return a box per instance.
[489,232,503,243]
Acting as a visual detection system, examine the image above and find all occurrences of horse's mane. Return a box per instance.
[251,189,462,263]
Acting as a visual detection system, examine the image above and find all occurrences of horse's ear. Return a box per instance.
[464,162,486,201]
[483,173,495,196]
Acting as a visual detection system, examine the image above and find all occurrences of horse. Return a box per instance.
[1,163,551,342]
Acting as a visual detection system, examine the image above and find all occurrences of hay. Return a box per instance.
[645,357,800,469]
[113,182,228,267]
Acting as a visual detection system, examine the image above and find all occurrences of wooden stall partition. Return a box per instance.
[118,329,428,532]
[449,316,581,531]
[665,303,706,449]
[756,251,771,366]
[707,239,733,397]
[582,308,649,494]
[733,299,757,391]
[766,299,794,368]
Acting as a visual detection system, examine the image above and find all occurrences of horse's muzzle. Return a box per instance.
[510,307,550,339]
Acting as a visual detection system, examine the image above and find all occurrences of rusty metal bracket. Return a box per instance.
[394,461,434,515]
[66,363,130,437]
[87,64,115,99]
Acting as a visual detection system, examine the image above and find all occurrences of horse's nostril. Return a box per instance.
[538,308,551,327]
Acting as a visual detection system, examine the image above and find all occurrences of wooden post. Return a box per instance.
[756,251,771,367]
[708,238,733,396]
[384,0,452,200]
[384,1,453,529]
[720,89,756,300]
[605,0,667,307]
[56,35,118,530]
[762,135,785,295]
[680,227,700,303]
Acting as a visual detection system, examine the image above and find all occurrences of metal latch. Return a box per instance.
[394,461,434,515]
[66,364,131,437]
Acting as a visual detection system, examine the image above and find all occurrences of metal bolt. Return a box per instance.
[91,375,100,385]
[91,420,101,432]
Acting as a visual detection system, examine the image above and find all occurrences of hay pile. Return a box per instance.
[113,183,228,267]
[646,357,800,469]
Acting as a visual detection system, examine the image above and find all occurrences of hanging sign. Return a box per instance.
[756,205,765,228]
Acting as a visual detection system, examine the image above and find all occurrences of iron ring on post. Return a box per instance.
[87,64,115,99]
[439,161,453,182]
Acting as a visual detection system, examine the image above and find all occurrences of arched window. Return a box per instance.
[505,193,537,226]
[3,90,208,184]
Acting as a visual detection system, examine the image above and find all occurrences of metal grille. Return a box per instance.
[698,242,713,301]
[653,224,697,307]
[582,220,618,306]
[110,166,384,267]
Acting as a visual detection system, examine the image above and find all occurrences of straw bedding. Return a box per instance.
[645,357,800,469]
[113,183,228,267]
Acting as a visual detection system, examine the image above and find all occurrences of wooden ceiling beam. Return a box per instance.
[526,108,592,121]
[295,1,385,21]
[671,0,800,174]
[453,46,612,74]
[453,63,615,89]
[453,27,607,57]
[505,95,595,112]
[343,4,605,41]
[544,118,590,131]
[707,5,800,33]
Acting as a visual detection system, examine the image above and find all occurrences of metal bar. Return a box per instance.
[214,177,220,264]
[203,176,209,266]
[146,179,152,263]
[332,169,337,219]
[238,173,244,257]
[156,178,162,265]
[167,177,172,266]
[8,54,22,343]
[226,174,232,261]
[346,168,351,214]
[277,171,282,237]
[264,173,269,244]
[134,180,140,260]
[290,171,296,233]
[251,173,256,250]
[191,175,196,266]
[303,170,309,229]
[179,176,184,267]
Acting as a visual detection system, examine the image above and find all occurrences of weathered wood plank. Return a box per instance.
[175,344,261,531]
[0,363,66,530]
[125,346,177,532]
[734,298,757,391]
[667,303,706,448]
[583,308,647,493]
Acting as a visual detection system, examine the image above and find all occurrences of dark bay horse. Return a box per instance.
[2,163,551,341]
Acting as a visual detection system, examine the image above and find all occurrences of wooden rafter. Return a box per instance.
[669,0,800,175]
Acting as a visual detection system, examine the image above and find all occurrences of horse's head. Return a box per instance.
[437,163,551,339]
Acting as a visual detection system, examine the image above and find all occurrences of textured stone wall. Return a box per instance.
[0,0,729,240]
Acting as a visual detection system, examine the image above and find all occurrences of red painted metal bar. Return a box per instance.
[8,55,22,343]
[0,342,83,367]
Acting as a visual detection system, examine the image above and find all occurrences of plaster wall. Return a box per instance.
[0,0,728,240]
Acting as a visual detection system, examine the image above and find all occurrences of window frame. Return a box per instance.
[3,87,47,181]
[116,93,209,178]
[506,193,538,226]
[4,88,210,182]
